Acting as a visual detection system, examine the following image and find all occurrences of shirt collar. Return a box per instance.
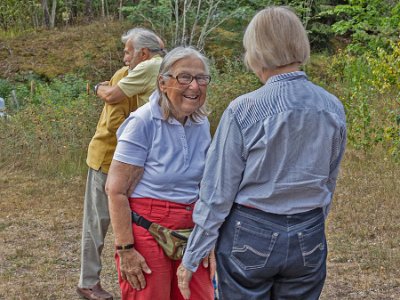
[149,90,163,120]
[128,55,162,74]
[266,71,307,85]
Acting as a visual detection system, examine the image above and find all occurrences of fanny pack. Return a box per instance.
[131,211,193,260]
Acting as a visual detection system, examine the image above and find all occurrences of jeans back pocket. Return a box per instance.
[230,220,279,270]
[297,219,326,268]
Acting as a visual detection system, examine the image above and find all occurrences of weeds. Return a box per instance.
[325,42,400,159]
[0,74,102,177]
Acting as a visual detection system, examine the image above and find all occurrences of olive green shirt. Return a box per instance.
[87,56,162,173]
[118,55,163,107]
[86,67,134,173]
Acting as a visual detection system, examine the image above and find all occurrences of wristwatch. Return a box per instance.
[94,83,101,96]
[115,243,134,251]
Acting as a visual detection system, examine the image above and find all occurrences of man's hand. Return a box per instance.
[118,248,152,290]
[177,264,193,300]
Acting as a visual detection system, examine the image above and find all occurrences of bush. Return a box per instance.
[0,74,102,177]
[2,47,399,180]
[325,42,400,159]
[207,57,260,134]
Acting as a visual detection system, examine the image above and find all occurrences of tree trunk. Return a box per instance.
[49,0,57,28]
[85,0,93,22]
[119,0,124,21]
[101,0,105,18]
[41,0,50,28]
[105,0,109,18]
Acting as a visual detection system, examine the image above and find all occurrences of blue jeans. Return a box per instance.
[215,204,327,300]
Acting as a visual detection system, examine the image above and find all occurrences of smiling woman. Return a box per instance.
[105,46,215,300]
[157,47,211,124]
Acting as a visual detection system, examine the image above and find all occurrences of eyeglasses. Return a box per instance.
[165,73,211,86]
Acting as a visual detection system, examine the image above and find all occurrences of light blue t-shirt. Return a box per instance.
[114,91,211,204]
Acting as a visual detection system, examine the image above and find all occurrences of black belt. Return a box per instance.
[131,211,189,240]
[131,211,152,230]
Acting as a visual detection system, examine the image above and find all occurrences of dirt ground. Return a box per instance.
[1,150,399,299]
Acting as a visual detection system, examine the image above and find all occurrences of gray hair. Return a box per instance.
[121,27,166,57]
[243,6,310,72]
[157,46,210,122]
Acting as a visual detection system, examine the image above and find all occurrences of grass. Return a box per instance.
[0,18,399,300]
[322,147,400,299]
[0,146,399,299]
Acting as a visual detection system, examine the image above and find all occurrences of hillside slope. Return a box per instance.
[0,21,132,82]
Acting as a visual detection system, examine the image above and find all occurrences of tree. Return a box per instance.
[41,0,50,28]
[85,0,94,22]
[121,0,253,50]
[321,0,400,53]
[50,0,57,28]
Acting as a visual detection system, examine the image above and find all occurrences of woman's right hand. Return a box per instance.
[118,248,152,290]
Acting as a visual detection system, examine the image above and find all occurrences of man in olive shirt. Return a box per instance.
[77,28,164,300]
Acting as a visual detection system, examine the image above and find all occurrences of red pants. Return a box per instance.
[115,198,214,300]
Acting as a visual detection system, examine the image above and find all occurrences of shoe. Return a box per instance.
[77,283,113,300]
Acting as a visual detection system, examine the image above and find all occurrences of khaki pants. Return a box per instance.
[78,168,110,288]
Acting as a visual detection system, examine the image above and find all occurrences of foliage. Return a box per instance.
[1,1,400,179]
[0,79,13,99]
[325,42,400,159]
[208,57,260,133]
[121,0,341,52]
[2,44,400,177]
[0,0,126,31]
[0,74,102,175]
[0,0,41,31]
[121,0,253,50]
[321,0,400,53]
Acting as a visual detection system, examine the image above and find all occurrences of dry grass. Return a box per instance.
[0,21,132,82]
[0,169,120,299]
[322,147,400,299]
[0,147,399,299]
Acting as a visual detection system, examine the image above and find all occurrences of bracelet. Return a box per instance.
[115,243,134,251]
[94,83,100,96]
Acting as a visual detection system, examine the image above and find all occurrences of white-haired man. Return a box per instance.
[77,28,165,300]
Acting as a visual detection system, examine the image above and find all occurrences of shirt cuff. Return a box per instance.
[182,249,202,272]
[182,227,213,272]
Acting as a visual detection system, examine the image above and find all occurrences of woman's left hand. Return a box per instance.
[202,249,216,280]
[177,264,193,300]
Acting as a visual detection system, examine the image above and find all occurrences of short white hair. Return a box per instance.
[243,6,310,72]
[121,27,165,56]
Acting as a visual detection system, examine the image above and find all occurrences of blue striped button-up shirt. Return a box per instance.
[183,71,346,271]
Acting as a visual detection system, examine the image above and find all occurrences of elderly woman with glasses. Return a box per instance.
[106,47,215,300]
[177,6,346,300]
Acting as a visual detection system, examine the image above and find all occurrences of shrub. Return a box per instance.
[0,74,102,177]
[207,57,260,134]
[325,42,400,159]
